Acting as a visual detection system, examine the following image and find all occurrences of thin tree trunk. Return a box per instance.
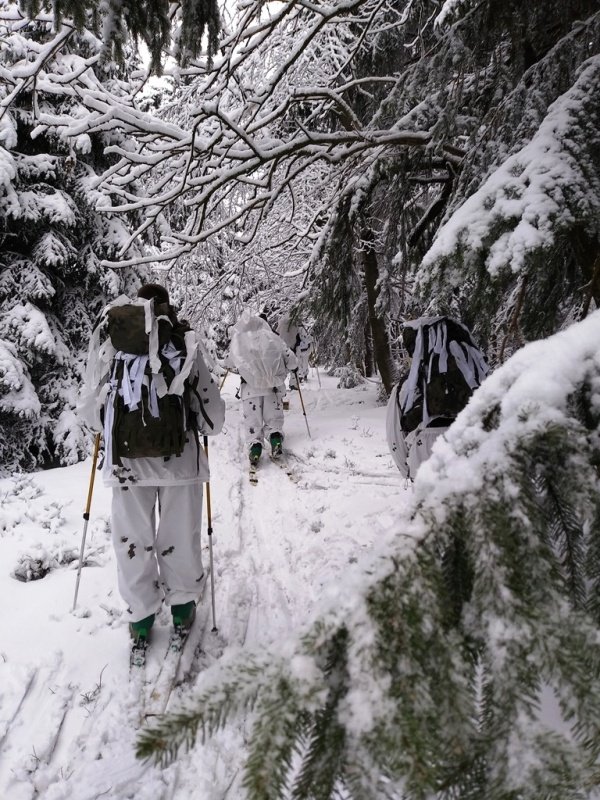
[362,226,396,394]
[364,321,374,377]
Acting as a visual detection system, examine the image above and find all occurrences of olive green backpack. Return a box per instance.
[105,302,209,465]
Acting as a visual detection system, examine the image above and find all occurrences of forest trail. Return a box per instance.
[0,373,411,800]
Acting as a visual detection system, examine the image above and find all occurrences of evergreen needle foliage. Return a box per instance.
[0,9,145,471]
[137,312,600,799]
[21,0,220,73]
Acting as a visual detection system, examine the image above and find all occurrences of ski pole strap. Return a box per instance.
[193,387,215,430]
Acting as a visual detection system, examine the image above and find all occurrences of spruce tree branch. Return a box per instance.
[0,24,75,124]
[139,321,600,797]
[406,169,453,248]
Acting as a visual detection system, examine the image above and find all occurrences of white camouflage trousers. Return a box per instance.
[111,483,204,622]
[242,391,285,449]
[405,426,449,480]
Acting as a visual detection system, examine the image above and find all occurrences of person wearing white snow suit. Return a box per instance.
[79,284,225,646]
[276,313,312,389]
[386,316,488,480]
[227,311,298,464]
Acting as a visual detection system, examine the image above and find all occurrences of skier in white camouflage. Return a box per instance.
[227,310,298,465]
[79,284,225,655]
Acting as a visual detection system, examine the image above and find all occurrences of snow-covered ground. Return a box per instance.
[0,372,411,800]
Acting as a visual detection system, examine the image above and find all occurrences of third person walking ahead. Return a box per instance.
[227,310,298,465]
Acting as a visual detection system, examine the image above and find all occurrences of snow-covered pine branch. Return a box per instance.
[138,311,600,799]
[15,0,220,74]
[419,29,600,329]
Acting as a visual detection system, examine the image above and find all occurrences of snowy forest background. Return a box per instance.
[0,0,599,798]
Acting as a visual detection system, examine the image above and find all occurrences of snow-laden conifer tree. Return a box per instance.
[418,2,600,357]
[0,4,144,472]
[20,0,220,73]
[139,310,600,800]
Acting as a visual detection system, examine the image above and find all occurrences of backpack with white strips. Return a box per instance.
[102,298,201,465]
[398,316,489,434]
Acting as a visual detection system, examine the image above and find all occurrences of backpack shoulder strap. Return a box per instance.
[189,374,215,431]
[168,330,197,396]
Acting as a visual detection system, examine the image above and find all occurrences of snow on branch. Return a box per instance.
[0,0,449,267]
[420,55,600,279]
[0,0,469,271]
[2,302,59,357]
[0,339,40,418]
[0,23,77,124]
[434,0,473,29]
[0,147,17,201]
[13,187,78,226]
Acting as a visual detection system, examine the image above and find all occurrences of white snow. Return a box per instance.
[12,189,78,227]
[4,303,60,358]
[0,146,18,205]
[434,0,470,29]
[0,338,40,418]
[420,55,600,278]
[0,372,410,799]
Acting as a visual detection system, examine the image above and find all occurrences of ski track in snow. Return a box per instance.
[0,374,410,799]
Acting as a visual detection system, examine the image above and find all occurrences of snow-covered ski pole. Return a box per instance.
[73,432,101,611]
[295,377,312,438]
[219,370,229,390]
[203,435,218,632]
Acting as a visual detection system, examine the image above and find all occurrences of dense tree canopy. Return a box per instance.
[21,0,220,71]
[13,0,595,382]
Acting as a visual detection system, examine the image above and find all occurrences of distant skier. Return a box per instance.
[386,316,489,480]
[227,310,298,465]
[277,312,312,389]
[79,284,225,656]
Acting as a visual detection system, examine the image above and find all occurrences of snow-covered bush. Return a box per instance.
[12,545,79,582]
[0,474,62,535]
[12,538,107,582]
[334,365,365,389]
[139,311,600,800]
